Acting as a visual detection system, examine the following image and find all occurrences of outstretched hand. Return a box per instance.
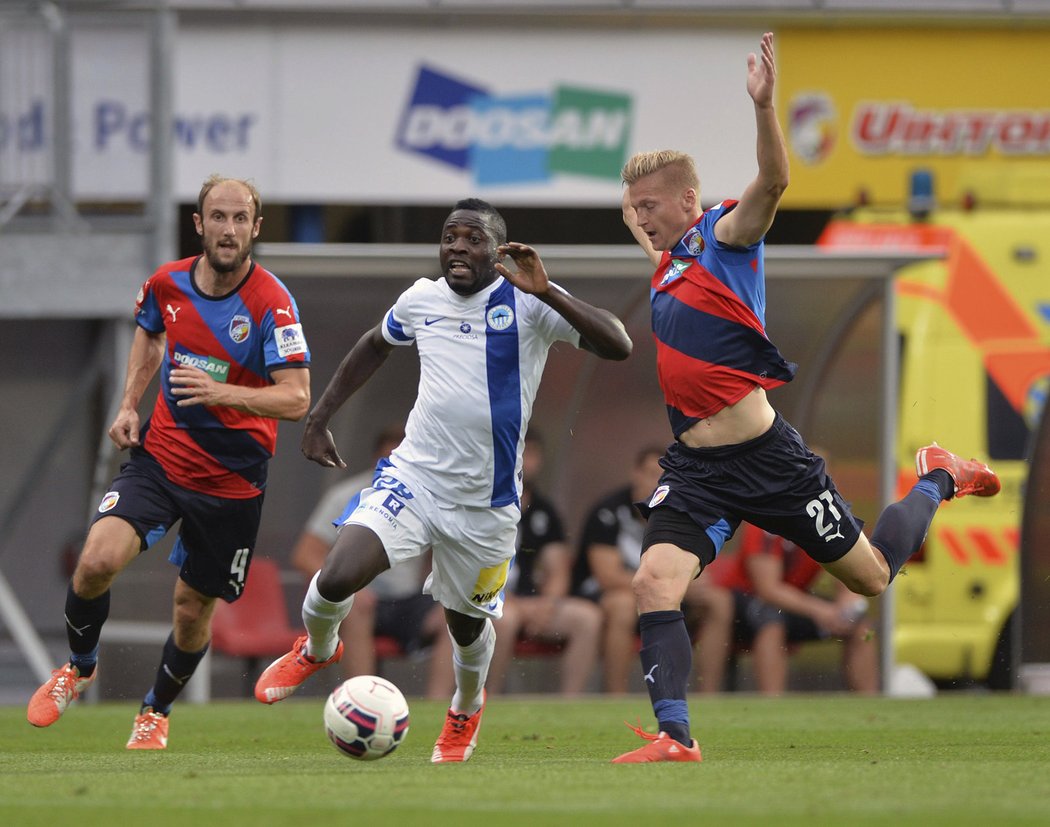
[301,422,347,469]
[746,31,777,109]
[495,242,550,295]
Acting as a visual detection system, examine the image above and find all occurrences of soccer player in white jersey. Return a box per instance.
[255,198,632,762]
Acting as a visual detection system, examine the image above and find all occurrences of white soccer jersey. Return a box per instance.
[381,275,581,508]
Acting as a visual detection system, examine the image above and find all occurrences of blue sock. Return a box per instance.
[870,483,943,581]
[70,646,100,679]
[144,633,209,715]
[638,610,692,746]
[920,468,955,501]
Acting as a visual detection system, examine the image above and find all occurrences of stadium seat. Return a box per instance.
[210,558,306,695]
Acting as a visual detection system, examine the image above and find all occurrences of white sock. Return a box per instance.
[301,572,354,662]
[450,618,494,715]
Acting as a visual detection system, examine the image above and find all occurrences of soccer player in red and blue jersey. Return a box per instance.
[613,32,1001,763]
[28,175,311,749]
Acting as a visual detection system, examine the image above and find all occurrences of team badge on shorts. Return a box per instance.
[648,485,670,508]
[98,491,120,513]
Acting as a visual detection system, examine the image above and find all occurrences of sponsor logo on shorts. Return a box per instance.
[362,491,408,528]
[98,491,120,513]
[275,323,307,358]
[229,314,251,344]
[648,484,670,508]
[471,560,509,604]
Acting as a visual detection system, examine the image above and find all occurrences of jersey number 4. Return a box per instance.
[227,547,250,596]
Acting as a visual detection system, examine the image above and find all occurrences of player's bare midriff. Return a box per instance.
[677,385,776,449]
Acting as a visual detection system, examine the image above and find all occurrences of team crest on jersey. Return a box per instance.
[648,484,670,508]
[682,227,705,256]
[486,304,514,331]
[660,259,690,287]
[98,491,120,513]
[229,314,251,344]
[275,323,307,357]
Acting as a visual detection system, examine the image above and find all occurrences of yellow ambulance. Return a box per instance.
[819,204,1050,687]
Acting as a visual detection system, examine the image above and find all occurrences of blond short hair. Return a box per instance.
[621,150,699,192]
[197,174,263,221]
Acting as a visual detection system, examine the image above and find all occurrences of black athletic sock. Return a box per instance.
[923,468,955,501]
[870,481,943,581]
[638,610,692,747]
[65,584,110,677]
[144,632,209,714]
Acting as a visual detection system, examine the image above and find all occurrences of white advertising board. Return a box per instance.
[4,22,764,205]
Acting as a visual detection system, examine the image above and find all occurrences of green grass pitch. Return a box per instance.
[2,694,1048,826]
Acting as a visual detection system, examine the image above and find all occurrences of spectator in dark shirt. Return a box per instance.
[491,431,601,694]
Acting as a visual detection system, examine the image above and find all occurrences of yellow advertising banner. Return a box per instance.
[777,27,1050,209]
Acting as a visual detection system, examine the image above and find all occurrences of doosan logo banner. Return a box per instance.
[396,65,632,186]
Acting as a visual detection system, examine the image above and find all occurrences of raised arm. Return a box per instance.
[300,324,395,468]
[496,241,633,361]
[714,31,790,249]
[622,188,662,268]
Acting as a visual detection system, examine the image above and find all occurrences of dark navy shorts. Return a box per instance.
[92,449,264,602]
[638,414,863,566]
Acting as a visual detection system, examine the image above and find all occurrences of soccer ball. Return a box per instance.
[323,675,410,761]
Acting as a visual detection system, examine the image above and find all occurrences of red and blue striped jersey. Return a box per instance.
[133,256,309,498]
[651,201,797,437]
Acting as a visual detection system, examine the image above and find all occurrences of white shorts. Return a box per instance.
[342,468,519,620]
